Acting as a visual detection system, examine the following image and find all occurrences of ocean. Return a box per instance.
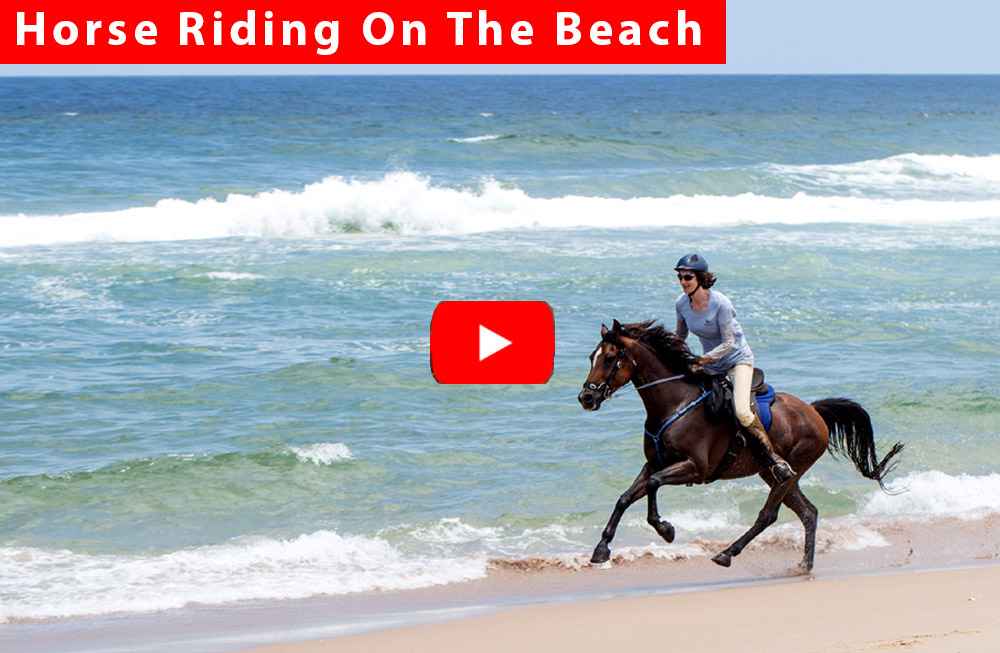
[1,75,999,631]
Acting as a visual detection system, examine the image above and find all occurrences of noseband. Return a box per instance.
[584,342,635,399]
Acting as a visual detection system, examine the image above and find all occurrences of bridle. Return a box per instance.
[584,341,635,400]
[584,339,686,400]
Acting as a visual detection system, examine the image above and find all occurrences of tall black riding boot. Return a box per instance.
[742,416,795,483]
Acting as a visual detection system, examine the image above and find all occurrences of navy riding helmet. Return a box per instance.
[674,253,709,272]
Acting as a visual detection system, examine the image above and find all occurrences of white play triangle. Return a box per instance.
[479,325,512,361]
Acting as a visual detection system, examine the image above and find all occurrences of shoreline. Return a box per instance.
[244,564,1000,653]
[3,513,999,652]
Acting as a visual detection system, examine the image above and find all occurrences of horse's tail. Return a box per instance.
[812,398,904,492]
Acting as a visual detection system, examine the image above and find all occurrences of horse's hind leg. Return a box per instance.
[591,464,652,564]
[781,485,818,572]
[711,476,793,568]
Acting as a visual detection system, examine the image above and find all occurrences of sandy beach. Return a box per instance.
[244,566,1000,653]
[245,565,1000,653]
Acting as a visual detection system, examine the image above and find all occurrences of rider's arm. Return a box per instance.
[675,311,689,341]
[701,319,734,363]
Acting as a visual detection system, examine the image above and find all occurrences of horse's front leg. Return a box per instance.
[646,459,701,543]
[591,464,652,564]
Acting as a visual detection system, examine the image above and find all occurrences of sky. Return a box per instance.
[2,0,1000,75]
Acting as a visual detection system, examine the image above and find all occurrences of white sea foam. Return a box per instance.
[410,517,504,545]
[33,277,122,312]
[0,531,486,623]
[622,508,739,536]
[2,164,999,248]
[664,508,741,533]
[769,153,1000,194]
[861,471,1000,520]
[408,518,588,560]
[289,443,354,465]
[824,524,890,552]
[449,134,502,143]
[195,271,265,281]
[612,541,712,563]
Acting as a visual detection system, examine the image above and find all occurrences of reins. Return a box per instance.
[634,374,686,391]
[588,337,686,399]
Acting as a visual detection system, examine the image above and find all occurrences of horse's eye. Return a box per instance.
[604,354,616,363]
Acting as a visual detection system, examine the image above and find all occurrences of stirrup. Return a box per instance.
[771,461,795,483]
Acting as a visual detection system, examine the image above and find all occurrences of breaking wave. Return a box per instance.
[0,530,487,623]
[862,471,1000,520]
[766,152,1000,196]
[2,160,999,247]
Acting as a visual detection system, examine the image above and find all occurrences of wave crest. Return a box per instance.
[769,152,1000,194]
[3,166,1000,248]
[289,443,355,466]
[0,531,486,623]
[862,471,1000,519]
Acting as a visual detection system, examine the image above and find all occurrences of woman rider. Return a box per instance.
[673,253,794,483]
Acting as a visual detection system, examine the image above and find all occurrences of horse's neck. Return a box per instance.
[630,347,700,423]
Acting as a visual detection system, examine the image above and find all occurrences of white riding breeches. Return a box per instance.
[728,363,756,428]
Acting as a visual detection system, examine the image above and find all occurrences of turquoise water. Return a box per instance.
[0,76,999,622]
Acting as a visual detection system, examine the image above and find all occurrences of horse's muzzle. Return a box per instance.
[578,388,604,411]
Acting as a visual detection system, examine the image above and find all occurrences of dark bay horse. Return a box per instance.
[578,320,903,571]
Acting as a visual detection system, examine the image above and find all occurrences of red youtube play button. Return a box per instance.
[430,301,554,384]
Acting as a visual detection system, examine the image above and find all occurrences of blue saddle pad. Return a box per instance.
[754,384,777,432]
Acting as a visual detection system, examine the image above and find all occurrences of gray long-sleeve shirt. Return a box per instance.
[674,290,754,375]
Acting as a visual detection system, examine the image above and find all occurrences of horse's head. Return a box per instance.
[578,320,636,411]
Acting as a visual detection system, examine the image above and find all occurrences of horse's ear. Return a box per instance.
[612,319,623,334]
[600,324,609,337]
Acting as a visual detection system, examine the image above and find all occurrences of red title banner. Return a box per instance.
[1,1,726,64]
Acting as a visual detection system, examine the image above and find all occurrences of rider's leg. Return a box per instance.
[730,364,795,483]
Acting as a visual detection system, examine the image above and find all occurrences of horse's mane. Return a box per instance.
[608,319,710,381]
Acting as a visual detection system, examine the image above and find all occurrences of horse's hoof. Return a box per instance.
[590,546,611,565]
[712,552,732,567]
[649,519,675,544]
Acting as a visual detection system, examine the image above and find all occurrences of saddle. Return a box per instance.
[703,368,779,482]
[704,368,775,430]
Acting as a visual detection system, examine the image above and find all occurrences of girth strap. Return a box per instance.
[705,432,747,483]
[644,389,712,467]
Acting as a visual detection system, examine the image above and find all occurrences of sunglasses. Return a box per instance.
[677,273,696,281]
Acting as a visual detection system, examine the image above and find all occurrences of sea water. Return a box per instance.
[0,75,998,624]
